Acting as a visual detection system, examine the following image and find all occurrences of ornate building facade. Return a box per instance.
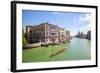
[26,22,70,44]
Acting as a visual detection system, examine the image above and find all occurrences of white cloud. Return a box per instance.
[77,14,91,34]
[78,14,91,24]
[53,12,64,15]
[53,12,59,15]
[79,24,91,34]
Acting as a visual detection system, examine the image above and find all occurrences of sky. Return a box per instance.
[22,10,91,36]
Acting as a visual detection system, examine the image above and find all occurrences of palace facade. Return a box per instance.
[26,22,70,44]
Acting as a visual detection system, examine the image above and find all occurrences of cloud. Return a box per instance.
[80,24,90,30]
[53,12,63,15]
[77,14,91,34]
[78,14,91,24]
[79,24,91,34]
[53,12,59,15]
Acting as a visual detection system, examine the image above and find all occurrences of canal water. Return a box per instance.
[23,38,91,62]
[54,38,91,61]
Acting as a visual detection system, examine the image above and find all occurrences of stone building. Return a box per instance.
[86,31,91,40]
[26,22,70,44]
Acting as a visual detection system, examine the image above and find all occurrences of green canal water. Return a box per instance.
[23,38,91,63]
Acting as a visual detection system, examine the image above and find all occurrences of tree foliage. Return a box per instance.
[22,31,27,48]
